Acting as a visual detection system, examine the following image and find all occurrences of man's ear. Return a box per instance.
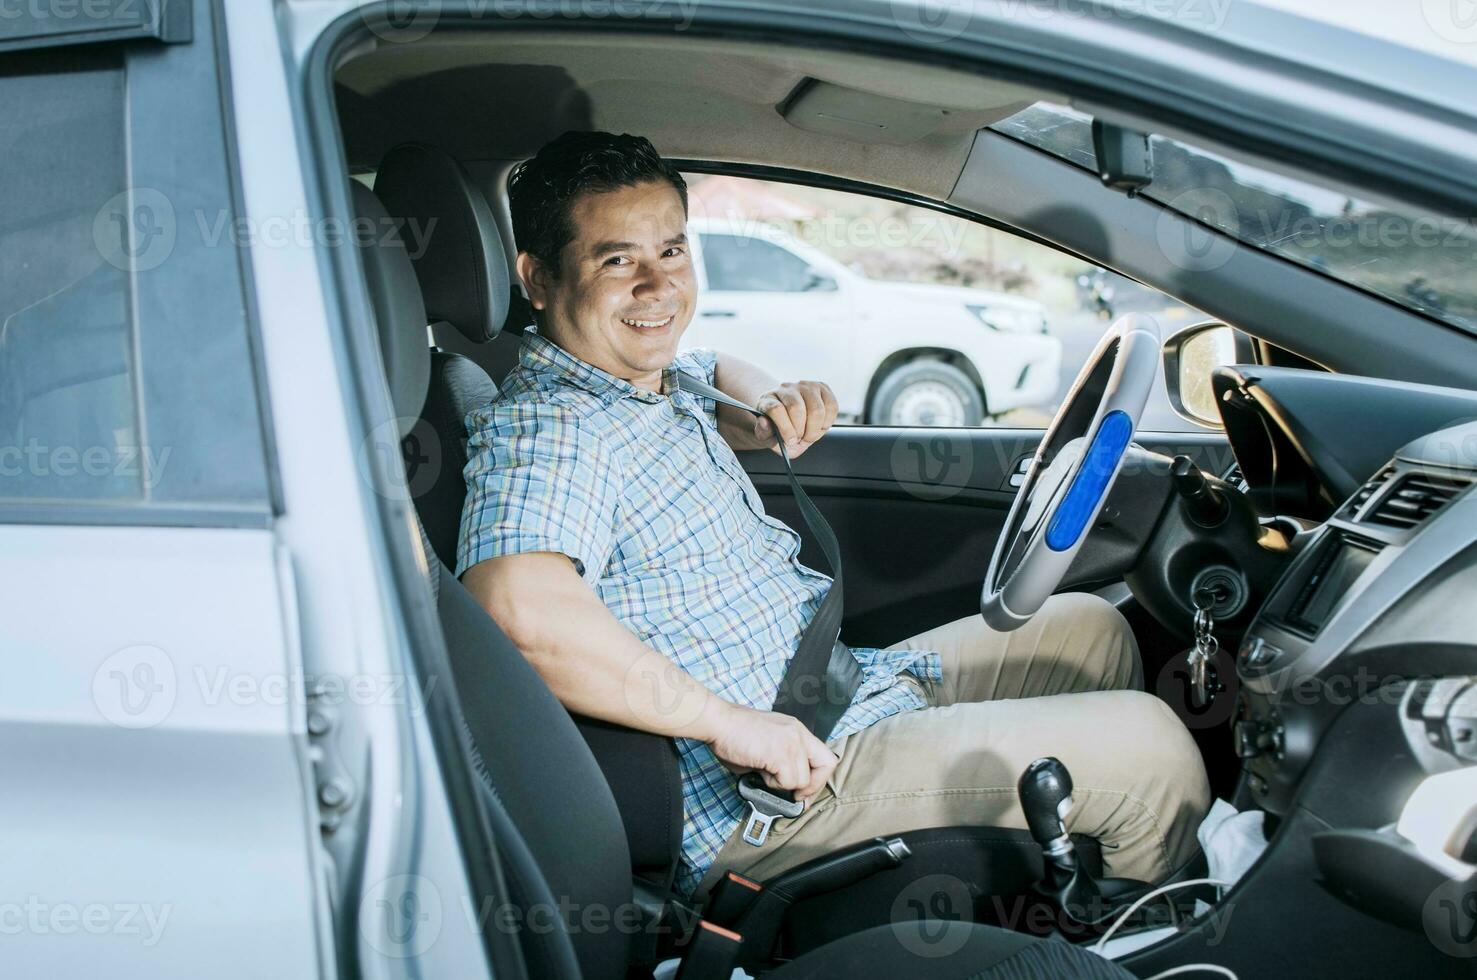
[515,251,551,312]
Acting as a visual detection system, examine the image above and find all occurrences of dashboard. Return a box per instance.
[1211,364,1477,522]
[1214,368,1477,813]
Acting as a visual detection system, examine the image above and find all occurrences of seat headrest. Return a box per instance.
[351,181,430,435]
[374,143,511,344]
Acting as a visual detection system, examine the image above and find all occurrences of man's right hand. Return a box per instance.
[706,702,839,803]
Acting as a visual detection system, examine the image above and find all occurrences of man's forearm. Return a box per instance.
[712,353,839,457]
[464,552,840,799]
[713,353,780,451]
[463,553,730,741]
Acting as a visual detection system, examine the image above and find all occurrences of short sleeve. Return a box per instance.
[672,347,720,424]
[455,401,621,582]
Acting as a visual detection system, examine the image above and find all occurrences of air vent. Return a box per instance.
[1366,471,1472,530]
[1343,466,1396,518]
[1221,462,1247,494]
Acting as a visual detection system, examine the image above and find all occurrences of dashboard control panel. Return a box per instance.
[1232,423,1477,814]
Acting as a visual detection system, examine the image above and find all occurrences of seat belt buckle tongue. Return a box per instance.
[737,773,805,847]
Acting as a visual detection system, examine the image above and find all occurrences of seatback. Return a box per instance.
[373,142,510,568]
[350,177,634,979]
[416,349,497,566]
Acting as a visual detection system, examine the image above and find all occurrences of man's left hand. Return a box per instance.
[753,381,838,458]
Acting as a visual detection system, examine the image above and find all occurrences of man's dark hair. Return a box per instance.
[507,130,688,277]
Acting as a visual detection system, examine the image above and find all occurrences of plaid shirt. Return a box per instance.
[456,328,941,895]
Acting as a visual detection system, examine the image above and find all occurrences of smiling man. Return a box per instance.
[457,131,1210,898]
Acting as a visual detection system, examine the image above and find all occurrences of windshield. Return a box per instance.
[991,103,1477,335]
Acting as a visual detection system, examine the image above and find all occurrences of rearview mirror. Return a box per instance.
[1162,321,1251,428]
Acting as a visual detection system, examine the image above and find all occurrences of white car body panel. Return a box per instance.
[0,526,320,977]
[682,220,1061,418]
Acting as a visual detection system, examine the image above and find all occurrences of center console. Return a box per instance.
[1234,422,1477,814]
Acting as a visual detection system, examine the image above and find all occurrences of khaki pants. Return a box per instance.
[696,593,1211,897]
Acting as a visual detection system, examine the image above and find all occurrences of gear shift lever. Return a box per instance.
[1019,757,1153,927]
[1019,757,1097,905]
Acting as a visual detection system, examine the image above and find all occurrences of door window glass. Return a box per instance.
[703,232,815,292]
[683,173,1209,431]
[0,54,139,501]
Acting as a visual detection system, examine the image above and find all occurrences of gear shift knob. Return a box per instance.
[1019,757,1149,926]
[1018,757,1074,848]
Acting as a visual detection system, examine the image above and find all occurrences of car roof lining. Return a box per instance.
[333,32,1049,199]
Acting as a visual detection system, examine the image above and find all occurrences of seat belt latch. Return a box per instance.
[737,772,805,847]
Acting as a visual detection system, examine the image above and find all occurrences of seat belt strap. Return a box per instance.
[675,371,863,742]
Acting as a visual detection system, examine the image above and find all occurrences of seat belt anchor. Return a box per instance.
[737,772,805,847]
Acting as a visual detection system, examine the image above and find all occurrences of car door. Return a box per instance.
[685,228,861,413]
[0,4,327,976]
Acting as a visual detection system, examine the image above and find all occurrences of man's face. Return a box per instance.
[518,180,695,390]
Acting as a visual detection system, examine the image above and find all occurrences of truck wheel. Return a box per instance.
[869,359,985,427]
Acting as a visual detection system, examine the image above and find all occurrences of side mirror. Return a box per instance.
[803,268,838,292]
[1162,321,1253,428]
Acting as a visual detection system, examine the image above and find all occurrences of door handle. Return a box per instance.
[701,310,737,318]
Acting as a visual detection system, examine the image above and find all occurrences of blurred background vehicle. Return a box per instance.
[683,214,1060,427]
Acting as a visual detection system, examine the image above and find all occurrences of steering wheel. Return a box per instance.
[981,314,1162,631]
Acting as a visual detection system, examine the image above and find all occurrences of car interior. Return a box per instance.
[323,25,1477,980]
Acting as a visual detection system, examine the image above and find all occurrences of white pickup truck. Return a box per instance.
[683,218,1062,426]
